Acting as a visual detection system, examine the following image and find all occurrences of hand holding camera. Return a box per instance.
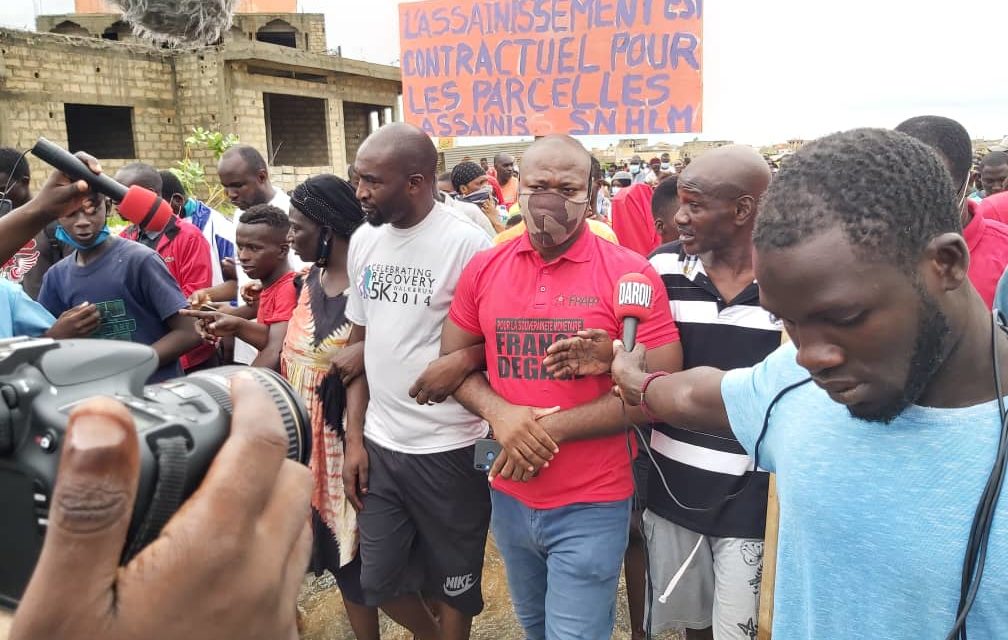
[10,373,312,640]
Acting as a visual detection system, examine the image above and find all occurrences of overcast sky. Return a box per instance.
[4,0,1006,148]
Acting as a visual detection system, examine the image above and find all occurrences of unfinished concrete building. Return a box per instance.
[2,2,401,193]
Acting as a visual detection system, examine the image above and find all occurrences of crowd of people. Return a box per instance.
[1,113,1007,640]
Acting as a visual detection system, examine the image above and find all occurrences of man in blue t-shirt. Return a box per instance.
[39,194,200,382]
[0,278,100,339]
[542,129,1008,639]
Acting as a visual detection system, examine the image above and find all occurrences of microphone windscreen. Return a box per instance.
[110,0,238,46]
[614,273,655,322]
[120,185,172,234]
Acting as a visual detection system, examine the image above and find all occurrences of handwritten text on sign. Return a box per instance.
[399,0,703,137]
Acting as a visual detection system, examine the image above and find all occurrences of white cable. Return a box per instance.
[657,534,704,604]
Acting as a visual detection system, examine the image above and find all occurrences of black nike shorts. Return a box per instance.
[357,438,491,616]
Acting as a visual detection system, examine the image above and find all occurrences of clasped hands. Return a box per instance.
[408,329,651,482]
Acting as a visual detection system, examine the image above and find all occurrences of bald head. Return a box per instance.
[354,123,439,227]
[679,145,772,201]
[494,152,516,183]
[521,135,592,177]
[517,135,595,257]
[115,162,162,193]
[358,122,437,180]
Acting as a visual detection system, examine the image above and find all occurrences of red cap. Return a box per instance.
[119,185,172,234]
[613,273,654,321]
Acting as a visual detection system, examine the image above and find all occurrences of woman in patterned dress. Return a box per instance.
[282,175,376,638]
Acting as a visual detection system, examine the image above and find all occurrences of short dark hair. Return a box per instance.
[754,128,959,271]
[118,162,162,193]
[895,116,972,187]
[225,145,268,173]
[239,203,290,235]
[982,150,1008,168]
[651,175,679,220]
[0,147,29,182]
[159,170,187,200]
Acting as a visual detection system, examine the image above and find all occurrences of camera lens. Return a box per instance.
[183,366,311,464]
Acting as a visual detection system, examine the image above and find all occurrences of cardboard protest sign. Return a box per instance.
[399,0,703,137]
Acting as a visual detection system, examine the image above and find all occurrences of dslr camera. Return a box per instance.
[0,337,310,607]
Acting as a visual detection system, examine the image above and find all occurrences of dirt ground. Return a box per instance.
[299,535,683,640]
[0,536,683,640]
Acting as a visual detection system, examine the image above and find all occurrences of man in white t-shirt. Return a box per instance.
[216,145,308,364]
[343,123,492,640]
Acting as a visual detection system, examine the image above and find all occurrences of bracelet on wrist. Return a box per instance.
[639,371,670,423]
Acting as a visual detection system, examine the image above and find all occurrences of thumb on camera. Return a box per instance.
[28,398,140,599]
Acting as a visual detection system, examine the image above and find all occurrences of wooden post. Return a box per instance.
[758,330,789,639]
[757,474,779,640]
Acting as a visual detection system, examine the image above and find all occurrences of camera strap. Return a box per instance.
[123,436,190,562]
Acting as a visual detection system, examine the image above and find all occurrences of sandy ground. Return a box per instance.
[299,535,683,640]
[0,536,683,640]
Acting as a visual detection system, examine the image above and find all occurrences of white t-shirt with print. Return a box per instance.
[345,202,491,453]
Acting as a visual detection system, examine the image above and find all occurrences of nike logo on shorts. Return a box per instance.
[443,573,476,597]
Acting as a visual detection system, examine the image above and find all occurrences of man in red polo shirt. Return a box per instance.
[436,135,682,640]
[116,163,216,370]
[896,116,1008,310]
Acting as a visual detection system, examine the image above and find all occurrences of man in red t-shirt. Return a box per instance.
[116,163,216,371]
[897,116,1008,310]
[980,190,1008,225]
[182,204,296,371]
[428,135,682,640]
[612,181,660,256]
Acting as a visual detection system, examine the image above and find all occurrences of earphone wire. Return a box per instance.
[619,378,810,640]
[946,310,1008,640]
[0,148,32,204]
[620,312,1007,639]
[626,377,812,514]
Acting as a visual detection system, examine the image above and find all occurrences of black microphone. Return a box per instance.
[31,138,171,233]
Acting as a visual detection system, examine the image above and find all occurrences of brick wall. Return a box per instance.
[342,102,374,167]
[0,29,180,191]
[224,63,399,185]
[0,27,401,197]
[306,17,327,54]
[264,93,329,166]
[173,49,231,191]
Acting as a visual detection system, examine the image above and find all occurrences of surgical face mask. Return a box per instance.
[661,162,671,171]
[55,224,111,252]
[629,163,641,175]
[519,191,589,248]
[612,186,622,195]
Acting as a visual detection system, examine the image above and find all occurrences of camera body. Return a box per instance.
[0,337,309,607]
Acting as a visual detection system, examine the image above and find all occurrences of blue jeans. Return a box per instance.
[490,489,631,640]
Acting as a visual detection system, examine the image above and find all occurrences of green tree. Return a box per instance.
[171,127,240,213]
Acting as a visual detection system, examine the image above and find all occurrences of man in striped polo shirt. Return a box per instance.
[644,145,778,640]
